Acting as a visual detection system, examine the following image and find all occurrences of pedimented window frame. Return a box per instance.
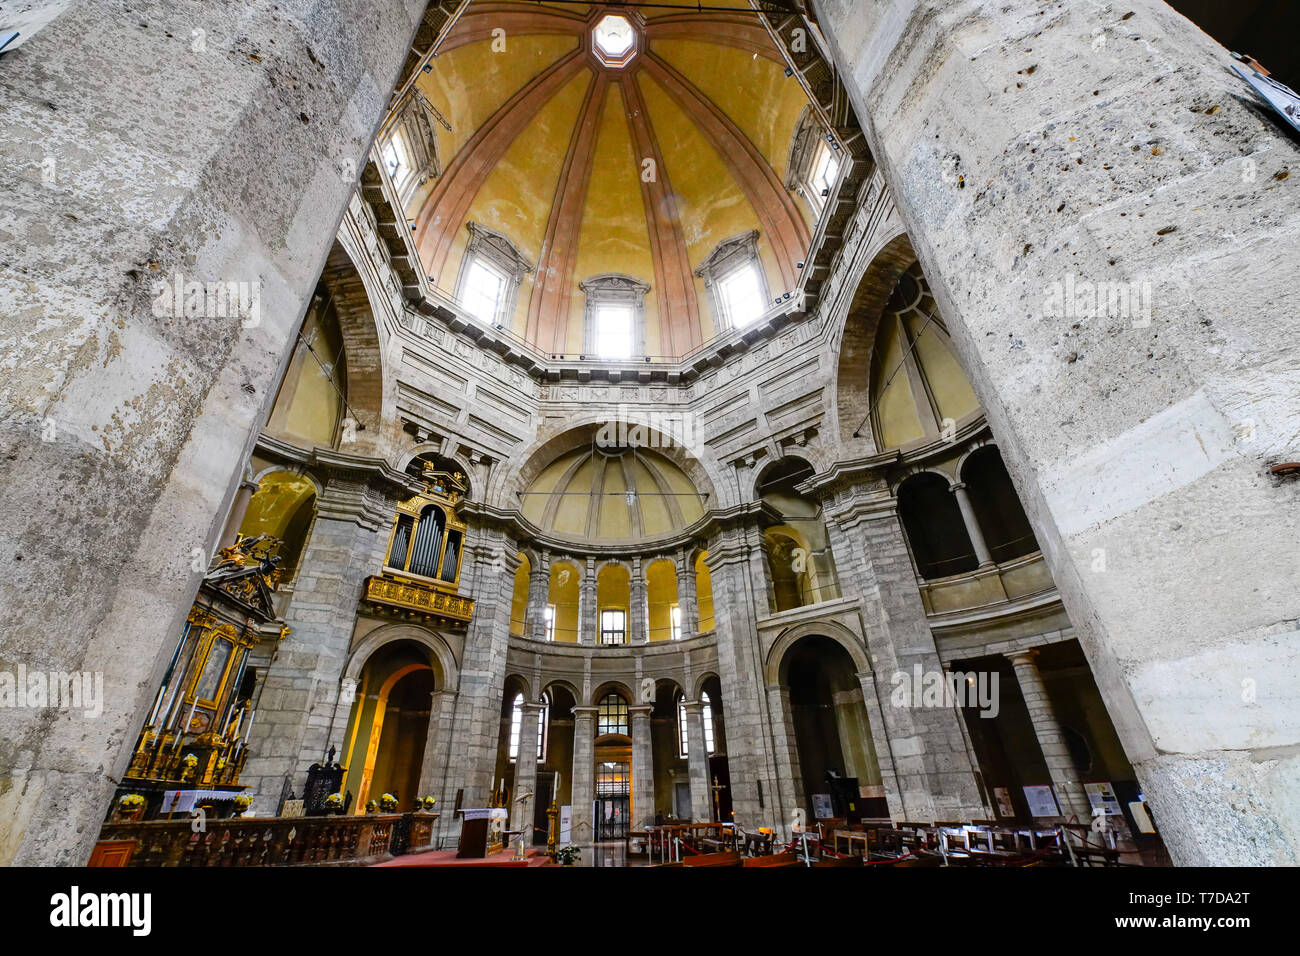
[454,221,534,328]
[383,89,443,208]
[580,272,651,359]
[785,106,842,218]
[695,230,769,333]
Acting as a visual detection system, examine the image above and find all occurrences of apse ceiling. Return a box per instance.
[409,1,816,360]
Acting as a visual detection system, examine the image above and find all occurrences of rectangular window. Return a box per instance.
[508,695,523,760]
[670,604,682,641]
[719,264,765,328]
[382,138,403,177]
[808,142,840,212]
[544,605,556,642]
[462,258,505,325]
[702,694,716,754]
[595,303,633,359]
[678,700,689,757]
[600,608,626,645]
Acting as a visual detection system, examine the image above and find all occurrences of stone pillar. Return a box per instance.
[1006,650,1091,820]
[949,481,994,567]
[819,477,986,822]
[817,0,1300,866]
[512,702,544,840]
[629,557,647,644]
[766,684,806,833]
[579,556,597,645]
[526,552,551,642]
[438,529,520,812]
[218,477,261,550]
[856,671,904,821]
[683,700,711,821]
[704,523,785,833]
[0,0,424,865]
[417,689,458,800]
[242,463,422,814]
[630,704,655,828]
[570,705,597,844]
[675,547,699,639]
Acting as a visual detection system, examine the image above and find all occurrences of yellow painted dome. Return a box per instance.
[520,445,704,541]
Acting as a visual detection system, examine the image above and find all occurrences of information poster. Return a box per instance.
[559,805,572,843]
[993,786,1015,818]
[811,793,834,819]
[1022,784,1060,817]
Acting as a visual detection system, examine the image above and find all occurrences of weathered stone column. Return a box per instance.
[570,705,597,844]
[242,459,422,814]
[579,557,597,645]
[526,552,551,642]
[629,557,647,644]
[438,528,520,812]
[683,700,711,821]
[0,0,425,865]
[765,684,805,833]
[512,702,544,840]
[218,477,261,550]
[630,704,655,828]
[815,474,986,821]
[704,521,786,833]
[675,547,699,639]
[816,0,1300,865]
[856,671,904,821]
[949,481,994,567]
[417,689,458,801]
[1006,650,1091,820]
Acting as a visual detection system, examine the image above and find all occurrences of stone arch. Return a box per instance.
[589,679,635,708]
[541,677,582,706]
[319,239,386,437]
[751,453,817,501]
[889,464,959,497]
[956,438,999,483]
[691,670,721,700]
[397,444,476,495]
[344,623,460,692]
[488,420,724,512]
[832,230,917,449]
[765,619,870,687]
[249,464,325,497]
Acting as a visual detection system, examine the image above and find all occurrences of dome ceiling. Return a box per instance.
[410,1,815,359]
[521,444,705,541]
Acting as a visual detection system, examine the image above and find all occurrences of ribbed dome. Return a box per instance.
[520,445,704,541]
[409,1,814,358]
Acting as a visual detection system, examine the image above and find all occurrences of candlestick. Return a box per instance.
[147,683,168,727]
[243,708,256,743]
[174,699,197,751]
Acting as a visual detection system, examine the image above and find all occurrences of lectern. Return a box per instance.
[456,807,508,858]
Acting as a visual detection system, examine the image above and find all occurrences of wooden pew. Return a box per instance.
[682,850,741,867]
[741,851,799,867]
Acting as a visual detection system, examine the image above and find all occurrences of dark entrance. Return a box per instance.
[595,761,630,840]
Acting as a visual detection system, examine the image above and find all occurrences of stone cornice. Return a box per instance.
[255,433,424,498]
[796,450,901,498]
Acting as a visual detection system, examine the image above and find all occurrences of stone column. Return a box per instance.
[0,0,423,866]
[241,462,422,814]
[819,477,986,822]
[855,672,904,821]
[512,702,544,840]
[704,523,785,833]
[817,0,1300,866]
[438,529,520,812]
[579,557,597,645]
[570,705,598,844]
[1006,650,1091,820]
[949,481,994,567]
[630,704,655,828]
[766,684,805,834]
[675,547,699,639]
[526,552,551,642]
[629,557,647,644]
[218,477,261,550]
[683,700,711,821]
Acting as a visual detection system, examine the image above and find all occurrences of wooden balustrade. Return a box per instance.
[93,812,440,867]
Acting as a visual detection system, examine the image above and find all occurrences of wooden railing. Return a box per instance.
[94,812,439,867]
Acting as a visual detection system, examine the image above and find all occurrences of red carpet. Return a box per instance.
[373,848,554,867]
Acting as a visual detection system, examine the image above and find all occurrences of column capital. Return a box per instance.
[680,699,704,715]
[628,704,654,717]
[571,705,599,717]
[520,701,546,714]
[1005,648,1040,668]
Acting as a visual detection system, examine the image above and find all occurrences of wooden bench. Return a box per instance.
[813,855,862,867]
[741,851,799,867]
[682,850,741,867]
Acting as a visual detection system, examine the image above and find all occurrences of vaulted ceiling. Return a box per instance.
[409,1,815,359]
